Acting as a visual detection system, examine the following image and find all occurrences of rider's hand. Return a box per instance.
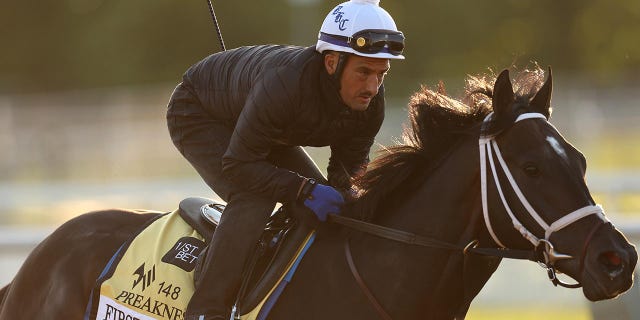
[297,178,344,221]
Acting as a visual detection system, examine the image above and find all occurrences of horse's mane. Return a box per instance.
[350,66,547,221]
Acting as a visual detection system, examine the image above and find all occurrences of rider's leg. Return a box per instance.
[185,190,274,318]
[168,85,239,319]
[167,84,234,199]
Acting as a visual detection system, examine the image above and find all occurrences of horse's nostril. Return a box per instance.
[599,251,624,279]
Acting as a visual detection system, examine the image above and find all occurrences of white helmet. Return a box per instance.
[316,0,405,60]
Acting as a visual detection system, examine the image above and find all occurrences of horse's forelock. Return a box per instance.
[464,66,546,112]
[512,66,546,99]
[463,66,548,135]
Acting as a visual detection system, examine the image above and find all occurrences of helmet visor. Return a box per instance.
[319,29,405,56]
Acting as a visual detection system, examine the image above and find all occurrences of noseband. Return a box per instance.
[480,112,609,287]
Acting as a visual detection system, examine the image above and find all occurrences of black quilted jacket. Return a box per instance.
[181,45,385,203]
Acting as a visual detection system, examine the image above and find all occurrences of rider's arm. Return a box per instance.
[221,67,306,203]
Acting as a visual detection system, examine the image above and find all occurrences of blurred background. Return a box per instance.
[1,0,639,319]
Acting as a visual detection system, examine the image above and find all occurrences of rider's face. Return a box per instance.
[325,53,390,111]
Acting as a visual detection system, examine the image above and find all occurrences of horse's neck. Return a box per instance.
[345,137,491,318]
[272,137,497,319]
[381,137,481,234]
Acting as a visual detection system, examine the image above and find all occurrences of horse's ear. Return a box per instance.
[492,69,514,117]
[530,66,553,118]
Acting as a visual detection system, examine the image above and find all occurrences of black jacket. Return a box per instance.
[181,45,385,203]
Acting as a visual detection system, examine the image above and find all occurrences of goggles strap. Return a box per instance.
[332,52,348,89]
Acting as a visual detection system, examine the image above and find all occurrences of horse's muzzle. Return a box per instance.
[582,235,637,301]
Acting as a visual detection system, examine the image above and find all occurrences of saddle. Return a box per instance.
[177,197,315,317]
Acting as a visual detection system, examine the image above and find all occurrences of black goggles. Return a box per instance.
[319,29,405,56]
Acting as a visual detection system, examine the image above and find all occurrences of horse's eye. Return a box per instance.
[523,163,540,176]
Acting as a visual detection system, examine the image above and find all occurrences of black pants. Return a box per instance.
[167,83,326,316]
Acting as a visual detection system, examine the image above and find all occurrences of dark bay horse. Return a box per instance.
[0,68,636,319]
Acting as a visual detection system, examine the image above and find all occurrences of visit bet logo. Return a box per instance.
[162,236,206,272]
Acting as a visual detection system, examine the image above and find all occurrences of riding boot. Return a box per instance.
[185,191,275,319]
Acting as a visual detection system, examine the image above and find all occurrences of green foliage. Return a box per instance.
[1,0,639,94]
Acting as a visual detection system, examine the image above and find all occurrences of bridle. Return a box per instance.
[328,112,610,319]
[479,112,609,287]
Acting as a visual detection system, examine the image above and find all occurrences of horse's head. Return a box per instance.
[483,68,637,301]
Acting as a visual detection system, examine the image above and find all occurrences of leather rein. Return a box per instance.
[327,112,610,320]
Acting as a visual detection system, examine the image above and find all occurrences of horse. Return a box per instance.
[0,67,636,320]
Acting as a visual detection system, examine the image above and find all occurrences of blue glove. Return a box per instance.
[299,179,344,221]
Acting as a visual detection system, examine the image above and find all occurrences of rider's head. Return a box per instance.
[316,0,405,111]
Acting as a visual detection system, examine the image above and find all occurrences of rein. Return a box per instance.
[328,112,611,319]
[329,214,539,261]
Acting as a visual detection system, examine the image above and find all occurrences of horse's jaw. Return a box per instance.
[582,266,634,301]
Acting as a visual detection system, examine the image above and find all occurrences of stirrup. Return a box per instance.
[201,203,225,225]
[230,305,240,320]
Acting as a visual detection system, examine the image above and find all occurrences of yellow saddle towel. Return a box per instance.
[89,210,206,320]
[85,203,315,320]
